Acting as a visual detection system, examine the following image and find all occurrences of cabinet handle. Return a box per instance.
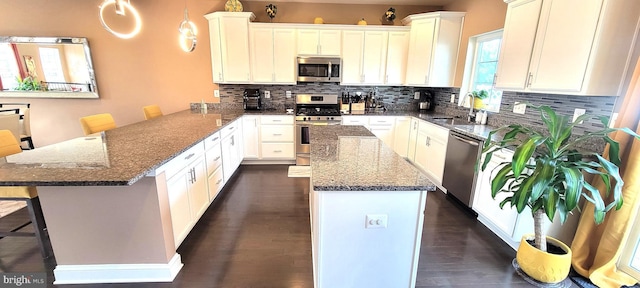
[191,168,196,182]
[492,73,498,87]
[424,75,428,84]
[493,153,506,160]
[426,136,431,146]
[214,156,221,161]
[273,133,282,136]
[211,137,219,142]
[272,119,282,122]
[216,179,223,185]
[228,126,235,131]
[527,72,533,87]
[184,153,195,160]
[274,150,282,153]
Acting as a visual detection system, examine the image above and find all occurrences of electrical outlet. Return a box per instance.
[572,108,586,123]
[264,91,271,99]
[450,94,456,103]
[286,91,292,98]
[214,89,220,98]
[513,102,527,114]
[365,214,388,229]
[414,92,420,100]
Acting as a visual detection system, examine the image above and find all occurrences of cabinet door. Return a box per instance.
[297,29,320,55]
[190,158,209,219]
[318,30,342,56]
[414,129,429,172]
[405,18,436,85]
[222,135,238,183]
[250,27,274,83]
[208,18,225,83]
[495,0,543,90]
[473,150,518,236]
[424,133,447,185]
[167,172,191,247]
[407,119,419,162]
[386,31,409,85]
[273,28,297,83]
[528,0,602,93]
[362,31,388,85]
[394,117,411,157]
[242,116,260,159]
[219,17,251,82]
[341,30,365,84]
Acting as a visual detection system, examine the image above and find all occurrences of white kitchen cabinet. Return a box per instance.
[242,115,261,159]
[393,116,411,157]
[221,120,242,183]
[249,25,296,84]
[414,120,449,186]
[205,132,224,202]
[407,118,419,162]
[341,115,369,128]
[495,0,640,96]
[385,31,410,85]
[260,115,295,160]
[205,12,254,84]
[297,29,342,56]
[402,12,465,87]
[341,29,389,85]
[164,142,207,248]
[368,116,395,149]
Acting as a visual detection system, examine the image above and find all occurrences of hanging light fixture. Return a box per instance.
[99,0,142,39]
[178,1,197,52]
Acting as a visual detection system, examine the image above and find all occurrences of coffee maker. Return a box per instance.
[243,89,261,110]
[418,90,434,111]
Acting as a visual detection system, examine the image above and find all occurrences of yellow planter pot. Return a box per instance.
[473,98,486,110]
[516,234,572,283]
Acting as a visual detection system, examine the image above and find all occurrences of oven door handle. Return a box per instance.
[328,61,332,80]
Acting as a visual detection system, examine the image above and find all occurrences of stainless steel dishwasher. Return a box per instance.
[442,130,483,209]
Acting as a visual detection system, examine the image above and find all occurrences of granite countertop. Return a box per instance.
[0,109,251,186]
[309,125,436,192]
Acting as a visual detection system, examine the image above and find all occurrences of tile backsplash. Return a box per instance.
[215,84,619,152]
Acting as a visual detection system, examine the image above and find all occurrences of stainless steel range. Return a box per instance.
[295,94,342,165]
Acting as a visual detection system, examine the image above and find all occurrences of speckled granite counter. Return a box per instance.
[309,125,436,192]
[0,109,250,186]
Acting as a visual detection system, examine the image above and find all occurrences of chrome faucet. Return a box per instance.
[467,92,475,122]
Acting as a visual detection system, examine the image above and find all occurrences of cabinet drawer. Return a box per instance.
[205,143,223,174]
[260,125,294,142]
[204,132,222,151]
[162,142,205,179]
[261,143,295,159]
[342,116,369,126]
[368,116,395,126]
[261,115,294,125]
[208,167,225,202]
[221,120,239,139]
[418,120,449,142]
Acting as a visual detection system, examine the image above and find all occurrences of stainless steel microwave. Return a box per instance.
[297,56,341,83]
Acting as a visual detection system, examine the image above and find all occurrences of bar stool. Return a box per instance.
[0,130,51,258]
[20,108,34,149]
[79,113,116,135]
[143,105,163,120]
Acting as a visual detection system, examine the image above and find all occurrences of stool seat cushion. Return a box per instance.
[0,186,37,199]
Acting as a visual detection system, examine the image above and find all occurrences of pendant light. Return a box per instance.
[178,0,197,52]
[99,0,142,39]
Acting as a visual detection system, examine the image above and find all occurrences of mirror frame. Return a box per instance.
[0,36,99,99]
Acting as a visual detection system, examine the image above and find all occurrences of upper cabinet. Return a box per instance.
[495,0,640,96]
[385,31,410,86]
[341,29,389,85]
[402,12,466,87]
[250,24,297,84]
[297,29,342,56]
[205,12,255,84]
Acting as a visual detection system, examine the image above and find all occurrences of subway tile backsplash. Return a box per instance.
[216,84,619,152]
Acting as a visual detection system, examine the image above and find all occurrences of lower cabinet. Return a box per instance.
[413,120,449,186]
[368,116,396,149]
[407,118,419,162]
[242,115,261,159]
[205,132,224,202]
[393,116,411,157]
[222,123,242,183]
[260,115,295,159]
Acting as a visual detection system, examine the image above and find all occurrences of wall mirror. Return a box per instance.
[0,36,99,99]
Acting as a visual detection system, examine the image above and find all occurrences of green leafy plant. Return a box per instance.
[14,76,45,91]
[471,89,489,100]
[481,104,640,252]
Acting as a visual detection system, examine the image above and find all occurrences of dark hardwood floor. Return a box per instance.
[1,165,538,287]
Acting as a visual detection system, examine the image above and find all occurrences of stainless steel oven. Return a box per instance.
[295,94,341,165]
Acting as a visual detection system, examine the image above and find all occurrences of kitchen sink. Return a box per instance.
[432,118,477,126]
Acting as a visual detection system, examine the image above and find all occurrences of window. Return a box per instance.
[460,30,503,112]
[39,47,66,83]
[0,43,20,90]
[619,210,640,281]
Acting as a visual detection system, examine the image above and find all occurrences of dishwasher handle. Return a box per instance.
[450,133,480,146]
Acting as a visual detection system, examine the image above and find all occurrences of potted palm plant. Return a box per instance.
[480,104,640,283]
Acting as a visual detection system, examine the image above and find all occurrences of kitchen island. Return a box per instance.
[308,125,435,288]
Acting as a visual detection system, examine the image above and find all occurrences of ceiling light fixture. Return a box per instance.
[99,0,142,39]
[178,3,197,52]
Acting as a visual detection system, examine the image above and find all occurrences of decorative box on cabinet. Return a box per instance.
[495,0,640,96]
[402,12,465,87]
[205,12,255,84]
